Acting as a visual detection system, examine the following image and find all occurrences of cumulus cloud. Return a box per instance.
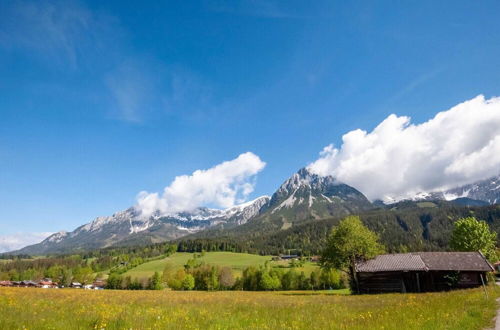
[0,232,53,253]
[136,152,266,217]
[308,95,500,201]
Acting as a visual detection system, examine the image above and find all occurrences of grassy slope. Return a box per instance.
[271,259,319,276]
[0,287,498,329]
[123,252,320,279]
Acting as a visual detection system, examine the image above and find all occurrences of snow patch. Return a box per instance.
[46,231,68,243]
[272,190,298,213]
[321,194,333,203]
[443,189,470,201]
[308,193,315,208]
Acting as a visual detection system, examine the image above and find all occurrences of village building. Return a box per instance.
[20,280,38,288]
[0,277,104,289]
[354,251,494,294]
[279,255,299,260]
[309,256,321,263]
[0,280,13,287]
[38,280,58,289]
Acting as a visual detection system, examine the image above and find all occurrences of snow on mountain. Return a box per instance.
[46,231,69,243]
[387,175,500,205]
[442,175,500,204]
[11,196,270,255]
[12,168,374,255]
[78,208,143,233]
[21,169,500,255]
[221,196,270,224]
[266,168,373,219]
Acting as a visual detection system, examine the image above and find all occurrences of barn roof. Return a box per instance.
[417,252,494,271]
[355,253,427,272]
[355,251,494,273]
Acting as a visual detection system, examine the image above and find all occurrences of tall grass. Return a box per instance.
[0,287,498,329]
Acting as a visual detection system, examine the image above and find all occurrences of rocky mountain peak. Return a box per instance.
[267,168,372,218]
[277,167,338,195]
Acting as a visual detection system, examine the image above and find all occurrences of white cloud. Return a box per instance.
[308,95,500,201]
[136,152,266,217]
[0,232,53,253]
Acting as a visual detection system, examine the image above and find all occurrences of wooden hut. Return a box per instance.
[354,252,494,294]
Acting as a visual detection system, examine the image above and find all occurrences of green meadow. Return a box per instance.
[123,252,320,279]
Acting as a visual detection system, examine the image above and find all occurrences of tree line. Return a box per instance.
[89,214,499,292]
[103,254,347,291]
[0,243,177,285]
[1,206,497,292]
[176,203,500,256]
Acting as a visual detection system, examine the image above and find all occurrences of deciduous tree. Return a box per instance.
[320,216,385,291]
[218,267,235,289]
[450,217,497,260]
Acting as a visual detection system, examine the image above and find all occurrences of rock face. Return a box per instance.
[31,166,500,256]
[264,168,373,222]
[409,175,500,205]
[183,168,375,239]
[16,168,498,255]
[13,196,270,255]
[441,175,500,205]
[10,168,378,255]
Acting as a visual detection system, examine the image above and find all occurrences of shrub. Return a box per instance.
[182,274,195,290]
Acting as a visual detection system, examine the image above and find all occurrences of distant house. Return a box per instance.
[92,280,105,290]
[82,282,105,290]
[38,280,57,289]
[280,255,299,260]
[20,280,38,287]
[310,256,321,263]
[354,252,494,294]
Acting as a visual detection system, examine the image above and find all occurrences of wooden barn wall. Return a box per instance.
[357,271,487,294]
[357,272,404,294]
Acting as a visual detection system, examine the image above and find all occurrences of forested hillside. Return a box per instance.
[177,202,500,255]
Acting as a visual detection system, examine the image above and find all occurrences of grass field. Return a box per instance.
[123,252,320,279]
[0,287,498,329]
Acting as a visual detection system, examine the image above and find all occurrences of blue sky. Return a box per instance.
[1,0,500,246]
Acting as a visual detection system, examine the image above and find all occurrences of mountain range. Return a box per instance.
[10,169,500,255]
[413,175,500,205]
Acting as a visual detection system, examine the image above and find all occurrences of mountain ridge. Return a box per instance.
[12,196,271,255]
[177,168,375,240]
[9,169,500,255]
[384,175,500,206]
